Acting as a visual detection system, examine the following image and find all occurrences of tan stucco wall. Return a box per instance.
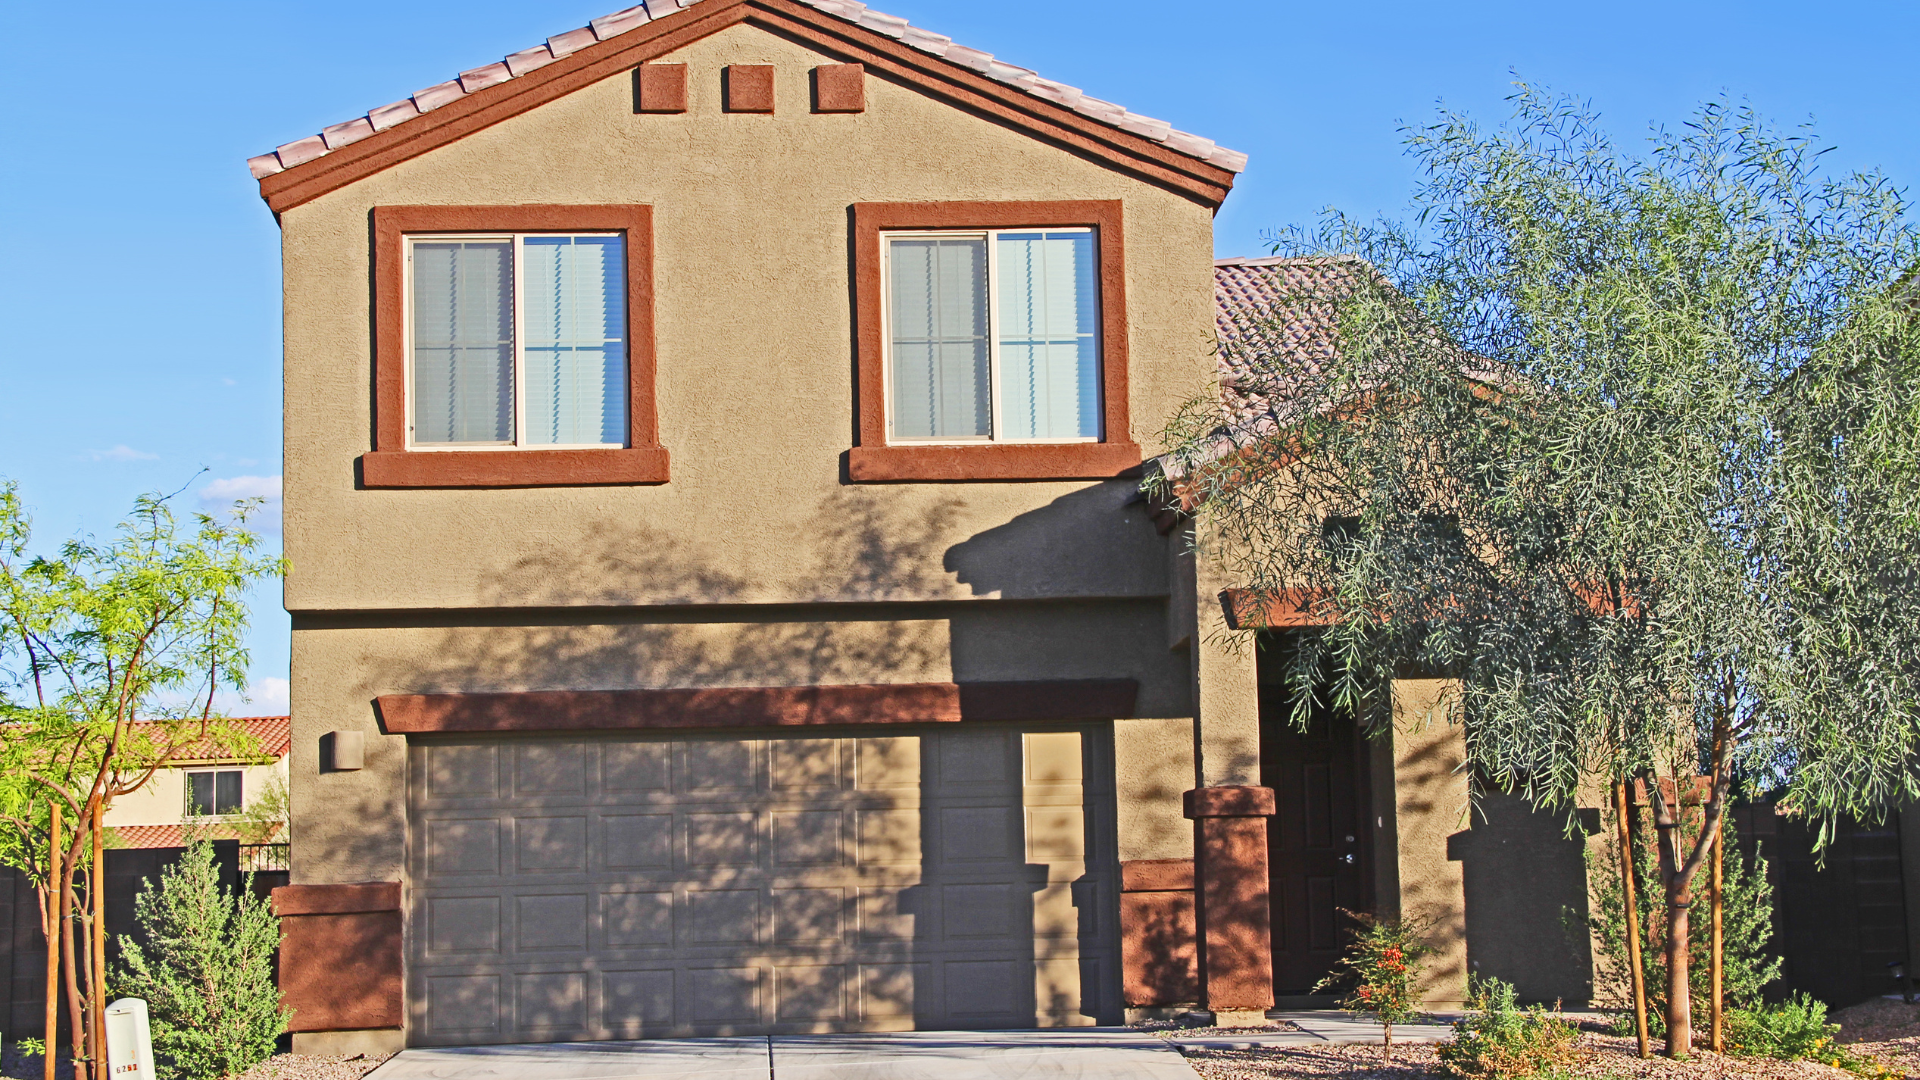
[279,22,1217,614]
[293,606,1191,883]
[278,21,1222,888]
[1390,678,1469,1006]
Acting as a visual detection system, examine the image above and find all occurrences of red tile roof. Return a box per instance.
[246,0,1246,182]
[1213,256,1361,433]
[129,716,291,763]
[109,822,281,849]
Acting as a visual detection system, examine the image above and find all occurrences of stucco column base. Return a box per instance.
[291,1029,406,1057]
[1185,786,1278,1013]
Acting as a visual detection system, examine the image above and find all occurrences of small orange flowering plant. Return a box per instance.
[1315,909,1433,1059]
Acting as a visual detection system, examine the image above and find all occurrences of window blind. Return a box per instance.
[411,241,513,444]
[522,235,627,446]
[996,231,1099,439]
[888,237,990,439]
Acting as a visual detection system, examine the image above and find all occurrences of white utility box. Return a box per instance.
[105,998,156,1080]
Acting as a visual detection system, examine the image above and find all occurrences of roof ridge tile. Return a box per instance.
[247,0,1247,181]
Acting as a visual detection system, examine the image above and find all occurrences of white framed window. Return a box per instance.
[881,228,1102,444]
[405,233,628,450]
[186,770,243,817]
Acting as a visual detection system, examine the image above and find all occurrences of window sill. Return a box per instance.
[846,442,1142,482]
[360,447,671,489]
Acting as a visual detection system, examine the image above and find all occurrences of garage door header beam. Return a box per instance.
[375,678,1139,734]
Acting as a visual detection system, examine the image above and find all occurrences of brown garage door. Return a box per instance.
[406,725,1118,1045]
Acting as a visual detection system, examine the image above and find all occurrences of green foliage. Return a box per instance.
[1580,806,1781,1031]
[1438,976,1582,1079]
[1313,910,1431,1049]
[232,773,290,845]
[115,840,289,1079]
[1151,85,1920,830]
[0,480,283,878]
[1725,994,1894,1078]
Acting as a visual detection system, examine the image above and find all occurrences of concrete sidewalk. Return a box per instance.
[367,1030,1200,1080]
[364,1016,1471,1080]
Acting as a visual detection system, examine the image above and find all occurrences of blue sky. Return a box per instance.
[1,0,1915,712]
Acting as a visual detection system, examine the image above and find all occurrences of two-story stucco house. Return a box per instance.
[252,0,1596,1056]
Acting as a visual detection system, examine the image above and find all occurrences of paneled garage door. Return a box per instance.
[406,725,1118,1045]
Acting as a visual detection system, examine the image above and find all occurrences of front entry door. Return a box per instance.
[1259,677,1372,995]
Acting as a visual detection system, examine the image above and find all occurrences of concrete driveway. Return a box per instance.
[362,1016,1467,1080]
[365,1029,1203,1080]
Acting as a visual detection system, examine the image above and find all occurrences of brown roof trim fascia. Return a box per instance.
[375,678,1138,734]
[272,882,402,916]
[1219,588,1332,630]
[257,0,1234,215]
[741,3,1234,207]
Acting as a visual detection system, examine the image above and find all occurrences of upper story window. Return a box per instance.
[407,233,627,449]
[365,205,668,488]
[186,770,243,817]
[848,201,1141,482]
[883,229,1101,443]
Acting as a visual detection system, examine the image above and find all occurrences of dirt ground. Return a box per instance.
[1180,1006,1920,1080]
[1183,1032,1871,1079]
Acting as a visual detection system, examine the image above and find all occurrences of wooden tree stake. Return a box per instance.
[43,802,61,1080]
[91,799,106,1068]
[1617,780,1651,1058]
[1710,809,1724,1052]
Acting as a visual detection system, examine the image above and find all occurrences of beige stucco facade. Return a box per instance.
[272,7,1596,1049]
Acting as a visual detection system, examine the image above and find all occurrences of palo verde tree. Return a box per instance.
[1153,88,1920,1055]
[0,481,282,1080]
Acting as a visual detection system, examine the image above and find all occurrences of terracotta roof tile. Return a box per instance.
[504,45,560,77]
[128,716,292,763]
[1212,256,1360,431]
[458,62,513,93]
[245,0,1247,179]
[110,821,282,849]
[321,117,376,150]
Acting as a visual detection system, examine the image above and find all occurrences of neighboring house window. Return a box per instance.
[364,205,668,488]
[850,201,1141,482]
[407,233,627,449]
[186,770,243,817]
[883,229,1101,443]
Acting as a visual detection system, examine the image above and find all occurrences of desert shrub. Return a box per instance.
[115,839,288,1079]
[1579,802,1780,1034]
[1725,994,1894,1078]
[1314,910,1432,1054]
[1438,976,1582,1079]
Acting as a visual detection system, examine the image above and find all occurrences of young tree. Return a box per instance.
[0,481,282,1080]
[1154,88,1920,1055]
[116,839,288,1080]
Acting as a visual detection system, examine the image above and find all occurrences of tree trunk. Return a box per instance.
[1664,875,1693,1056]
[60,860,87,1080]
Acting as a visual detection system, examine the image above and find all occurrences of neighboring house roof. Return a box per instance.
[110,822,282,850]
[247,0,1246,213]
[129,716,292,764]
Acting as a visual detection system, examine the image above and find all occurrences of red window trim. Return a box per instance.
[363,204,669,489]
[847,200,1142,482]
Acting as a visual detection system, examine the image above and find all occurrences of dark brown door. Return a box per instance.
[1260,681,1371,995]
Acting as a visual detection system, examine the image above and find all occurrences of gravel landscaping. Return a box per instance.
[238,1054,393,1080]
[1182,1032,1878,1079]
